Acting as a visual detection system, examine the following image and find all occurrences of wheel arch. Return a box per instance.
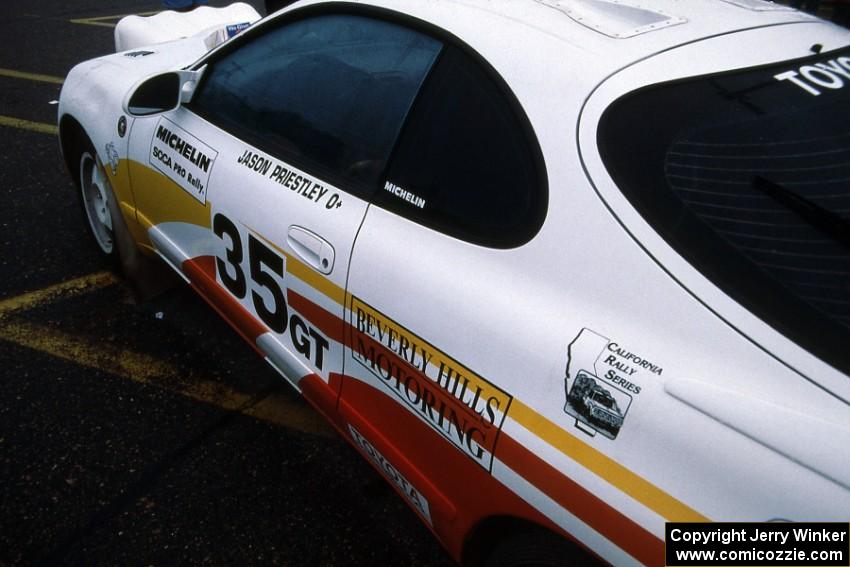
[58,113,91,185]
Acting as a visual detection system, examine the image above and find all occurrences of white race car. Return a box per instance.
[58,1,850,565]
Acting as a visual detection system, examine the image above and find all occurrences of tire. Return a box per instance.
[484,528,598,567]
[77,145,120,261]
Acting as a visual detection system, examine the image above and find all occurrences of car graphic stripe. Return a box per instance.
[182,255,267,351]
[339,296,706,520]
[262,259,708,525]
[129,161,212,230]
[336,311,663,562]
[497,433,664,565]
[173,221,705,537]
[508,399,708,522]
[287,288,345,344]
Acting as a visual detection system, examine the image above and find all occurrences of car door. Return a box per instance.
[125,10,442,403]
[339,45,549,532]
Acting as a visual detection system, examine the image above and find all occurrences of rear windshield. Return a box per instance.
[599,46,850,376]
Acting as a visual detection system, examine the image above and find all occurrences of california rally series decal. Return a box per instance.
[564,328,662,439]
[350,297,512,472]
[149,117,218,204]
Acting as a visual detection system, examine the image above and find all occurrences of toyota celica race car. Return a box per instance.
[58,0,850,564]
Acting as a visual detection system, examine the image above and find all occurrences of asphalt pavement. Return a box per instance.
[0,1,453,565]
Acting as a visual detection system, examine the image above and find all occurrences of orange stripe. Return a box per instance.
[187,263,658,559]
[510,400,707,522]
[497,433,664,566]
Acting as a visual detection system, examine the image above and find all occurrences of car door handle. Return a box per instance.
[287,225,335,274]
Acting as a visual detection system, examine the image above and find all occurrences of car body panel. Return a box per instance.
[59,2,850,565]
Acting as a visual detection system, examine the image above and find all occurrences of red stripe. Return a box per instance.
[182,255,267,351]
[338,311,663,563]
[184,267,664,564]
[299,373,344,428]
[189,254,216,278]
[497,434,664,565]
[336,375,558,560]
[287,288,345,344]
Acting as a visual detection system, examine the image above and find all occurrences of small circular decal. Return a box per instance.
[117,116,127,138]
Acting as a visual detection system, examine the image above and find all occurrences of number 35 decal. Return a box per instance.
[213,212,329,370]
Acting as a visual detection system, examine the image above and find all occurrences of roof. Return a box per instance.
[353,0,820,63]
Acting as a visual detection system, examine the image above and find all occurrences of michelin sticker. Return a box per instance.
[564,328,662,439]
[149,117,217,204]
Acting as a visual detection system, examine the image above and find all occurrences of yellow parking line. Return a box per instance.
[70,11,158,28]
[0,115,58,135]
[0,319,335,437]
[0,271,119,317]
[0,68,63,85]
[68,19,118,28]
[0,272,334,437]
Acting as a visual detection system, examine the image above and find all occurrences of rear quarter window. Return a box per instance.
[378,46,547,248]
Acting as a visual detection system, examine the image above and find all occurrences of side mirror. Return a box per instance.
[124,67,206,117]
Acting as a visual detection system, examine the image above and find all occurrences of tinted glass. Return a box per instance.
[380,47,546,247]
[599,47,850,375]
[191,14,441,193]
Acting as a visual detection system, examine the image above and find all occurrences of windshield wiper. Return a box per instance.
[753,176,850,251]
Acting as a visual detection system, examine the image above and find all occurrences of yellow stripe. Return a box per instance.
[0,68,63,84]
[510,399,708,521]
[0,271,119,317]
[286,253,346,306]
[250,229,347,307]
[0,115,58,135]
[129,160,212,230]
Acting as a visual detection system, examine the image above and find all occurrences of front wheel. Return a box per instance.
[78,150,116,257]
[68,128,179,298]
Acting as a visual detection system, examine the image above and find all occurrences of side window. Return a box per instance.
[379,46,547,248]
[189,14,442,195]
